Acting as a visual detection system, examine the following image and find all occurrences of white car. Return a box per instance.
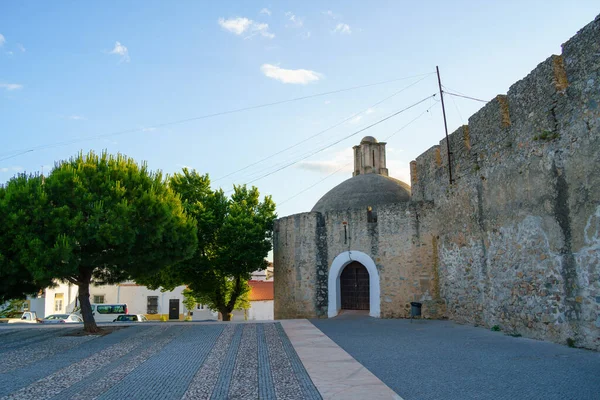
[42,314,83,324]
[113,314,149,322]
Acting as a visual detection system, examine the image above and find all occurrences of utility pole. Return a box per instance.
[436,66,453,184]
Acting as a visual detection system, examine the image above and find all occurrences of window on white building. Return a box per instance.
[54,293,64,312]
[147,296,159,314]
[93,295,105,304]
[196,303,205,310]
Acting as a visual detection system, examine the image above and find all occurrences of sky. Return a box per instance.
[1,1,599,219]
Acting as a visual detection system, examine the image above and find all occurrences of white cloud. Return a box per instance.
[17,43,25,52]
[366,107,375,114]
[67,115,85,120]
[285,12,303,28]
[218,17,274,39]
[348,115,363,124]
[322,10,339,20]
[333,23,351,35]
[297,149,353,174]
[300,31,311,39]
[252,22,275,39]
[6,51,13,56]
[0,83,23,91]
[296,146,411,183]
[218,17,252,35]
[0,166,23,173]
[109,41,130,62]
[260,8,271,16]
[260,64,322,84]
[0,34,5,46]
[142,127,156,132]
[177,163,195,170]
[324,100,331,104]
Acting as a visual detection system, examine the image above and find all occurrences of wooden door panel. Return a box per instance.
[340,262,370,310]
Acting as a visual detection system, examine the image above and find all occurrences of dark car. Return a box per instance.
[113,314,148,322]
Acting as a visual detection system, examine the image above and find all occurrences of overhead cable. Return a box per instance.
[226,93,437,190]
[214,74,433,183]
[0,72,435,160]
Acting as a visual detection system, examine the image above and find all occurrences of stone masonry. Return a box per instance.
[274,14,600,350]
[410,14,600,350]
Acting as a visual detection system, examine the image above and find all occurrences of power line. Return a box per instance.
[383,99,439,141]
[239,95,439,184]
[279,99,438,206]
[226,93,436,191]
[278,162,351,206]
[213,74,433,183]
[0,150,33,163]
[0,72,435,159]
[443,90,488,103]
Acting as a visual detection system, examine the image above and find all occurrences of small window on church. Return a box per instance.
[367,206,377,223]
[372,150,375,167]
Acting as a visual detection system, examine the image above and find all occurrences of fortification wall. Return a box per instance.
[410,14,600,349]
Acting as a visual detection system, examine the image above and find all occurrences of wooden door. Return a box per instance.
[340,262,370,310]
[169,299,180,320]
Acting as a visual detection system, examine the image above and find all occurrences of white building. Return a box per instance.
[40,269,273,321]
[44,282,192,320]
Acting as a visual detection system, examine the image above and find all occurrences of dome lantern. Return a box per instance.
[353,136,388,176]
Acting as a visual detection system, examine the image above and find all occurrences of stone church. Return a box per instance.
[274,136,440,321]
[274,14,600,350]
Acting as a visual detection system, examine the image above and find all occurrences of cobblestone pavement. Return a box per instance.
[0,323,321,400]
[312,317,600,400]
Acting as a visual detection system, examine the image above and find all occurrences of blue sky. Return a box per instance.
[1,1,598,218]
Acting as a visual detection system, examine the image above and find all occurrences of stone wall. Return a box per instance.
[410,15,600,349]
[273,212,327,319]
[274,202,443,319]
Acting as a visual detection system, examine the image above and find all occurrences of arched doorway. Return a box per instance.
[340,262,370,310]
[327,251,380,318]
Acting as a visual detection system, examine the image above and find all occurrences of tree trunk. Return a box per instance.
[78,280,100,333]
[219,308,233,321]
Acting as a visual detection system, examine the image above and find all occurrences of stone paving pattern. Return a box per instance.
[312,317,600,400]
[0,323,321,400]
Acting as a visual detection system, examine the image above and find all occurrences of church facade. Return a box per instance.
[273,14,600,350]
[273,136,441,320]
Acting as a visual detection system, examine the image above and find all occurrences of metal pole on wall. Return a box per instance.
[436,66,454,184]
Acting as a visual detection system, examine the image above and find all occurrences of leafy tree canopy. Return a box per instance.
[0,151,198,332]
[138,169,275,321]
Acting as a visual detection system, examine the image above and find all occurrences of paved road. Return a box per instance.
[0,323,321,400]
[312,317,600,400]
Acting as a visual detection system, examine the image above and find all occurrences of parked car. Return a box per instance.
[74,304,128,322]
[0,311,40,324]
[41,314,83,324]
[113,314,148,322]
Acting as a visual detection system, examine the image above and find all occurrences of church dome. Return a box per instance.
[361,136,378,144]
[311,173,411,213]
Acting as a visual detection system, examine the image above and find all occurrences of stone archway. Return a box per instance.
[328,251,380,318]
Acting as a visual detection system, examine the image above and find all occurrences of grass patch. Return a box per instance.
[533,130,560,141]
[566,337,576,348]
[491,325,501,332]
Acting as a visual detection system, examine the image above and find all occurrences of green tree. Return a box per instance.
[0,152,197,332]
[139,169,275,321]
[181,288,196,320]
[0,299,27,318]
[0,174,55,303]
